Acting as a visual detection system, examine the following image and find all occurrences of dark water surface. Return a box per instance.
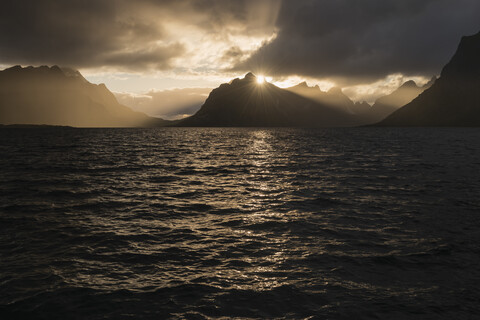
[1,127,480,319]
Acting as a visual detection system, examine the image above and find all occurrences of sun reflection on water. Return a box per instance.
[3,128,473,317]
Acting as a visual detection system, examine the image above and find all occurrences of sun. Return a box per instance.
[256,75,265,84]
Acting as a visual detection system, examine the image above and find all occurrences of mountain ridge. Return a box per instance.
[0,65,170,127]
[176,73,360,127]
[3,29,478,131]
[366,77,435,123]
[286,82,370,115]
[377,31,480,126]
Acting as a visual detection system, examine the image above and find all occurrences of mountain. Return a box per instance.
[367,78,435,123]
[0,65,170,127]
[177,73,358,127]
[286,82,370,115]
[377,31,480,126]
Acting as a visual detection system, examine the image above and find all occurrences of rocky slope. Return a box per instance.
[177,73,358,127]
[0,65,169,127]
[377,31,480,126]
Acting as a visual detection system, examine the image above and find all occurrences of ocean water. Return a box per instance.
[1,127,480,319]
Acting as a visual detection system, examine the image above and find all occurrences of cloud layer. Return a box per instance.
[1,0,479,85]
[235,0,480,83]
[0,0,279,71]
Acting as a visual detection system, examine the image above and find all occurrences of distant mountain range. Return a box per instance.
[177,72,362,127]
[0,65,439,128]
[179,30,480,128]
[367,77,435,123]
[0,65,169,127]
[377,31,480,126]
[175,73,434,127]
[285,82,371,115]
[1,31,479,127]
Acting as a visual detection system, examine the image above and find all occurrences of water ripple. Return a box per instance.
[1,127,480,319]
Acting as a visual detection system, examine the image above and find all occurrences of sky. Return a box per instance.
[1,0,480,118]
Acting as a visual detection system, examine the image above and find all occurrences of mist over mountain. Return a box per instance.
[176,73,360,127]
[114,88,211,120]
[0,66,169,127]
[377,31,480,126]
[285,79,437,125]
[366,78,435,123]
[286,82,370,115]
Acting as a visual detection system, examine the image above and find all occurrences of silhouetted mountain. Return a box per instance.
[423,76,437,88]
[367,79,435,123]
[0,124,72,128]
[177,73,358,127]
[354,101,371,114]
[377,31,480,126]
[287,82,370,115]
[0,65,170,127]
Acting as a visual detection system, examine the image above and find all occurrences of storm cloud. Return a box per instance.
[1,0,480,84]
[236,0,480,83]
[0,0,278,71]
[0,0,181,70]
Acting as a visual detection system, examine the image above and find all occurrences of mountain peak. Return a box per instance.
[400,80,418,88]
[61,67,88,82]
[290,81,315,90]
[177,73,357,127]
[1,65,91,84]
[328,87,344,95]
[366,78,429,123]
[5,65,23,72]
[244,72,257,81]
[0,65,168,127]
[377,30,480,126]
[298,81,309,87]
[3,65,66,76]
[441,30,480,79]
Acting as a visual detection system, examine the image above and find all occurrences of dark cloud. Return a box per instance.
[0,0,272,70]
[0,0,185,70]
[1,0,479,83]
[221,46,247,64]
[189,0,281,36]
[235,0,480,83]
[103,44,186,71]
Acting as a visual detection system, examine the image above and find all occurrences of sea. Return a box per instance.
[1,127,479,319]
